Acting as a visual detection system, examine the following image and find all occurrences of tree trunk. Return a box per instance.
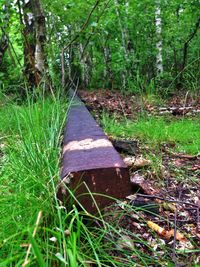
[17,0,48,88]
[114,0,129,89]
[155,0,163,75]
[182,17,200,72]
[114,0,128,58]
[0,2,9,66]
[0,33,8,66]
[79,43,91,88]
[31,0,46,75]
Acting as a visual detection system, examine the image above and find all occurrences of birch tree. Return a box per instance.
[114,0,129,88]
[17,0,48,87]
[155,0,163,75]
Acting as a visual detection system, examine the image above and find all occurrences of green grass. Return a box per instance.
[0,94,155,266]
[0,94,67,265]
[101,113,200,155]
[0,94,199,266]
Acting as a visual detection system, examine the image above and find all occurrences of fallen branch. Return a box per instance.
[162,147,199,160]
[135,193,199,208]
[172,189,182,264]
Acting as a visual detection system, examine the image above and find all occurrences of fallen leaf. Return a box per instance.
[124,156,151,169]
[132,222,142,230]
[148,221,187,242]
[147,221,171,239]
[173,159,184,167]
[189,164,200,171]
[130,174,159,195]
[168,229,187,242]
[130,173,145,184]
[162,202,177,212]
[177,240,194,250]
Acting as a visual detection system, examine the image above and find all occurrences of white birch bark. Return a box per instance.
[155,0,163,74]
[32,0,46,73]
[114,0,128,60]
[114,0,129,88]
[103,46,109,78]
[61,48,65,87]
[79,43,89,86]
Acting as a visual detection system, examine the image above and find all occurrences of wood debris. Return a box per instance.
[147,221,187,242]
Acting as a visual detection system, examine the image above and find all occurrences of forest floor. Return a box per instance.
[79,89,200,266]
[0,90,199,266]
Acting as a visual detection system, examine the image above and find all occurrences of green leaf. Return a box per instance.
[30,235,46,267]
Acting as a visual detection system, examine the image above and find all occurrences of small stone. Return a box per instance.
[49,236,57,242]
[64,229,70,236]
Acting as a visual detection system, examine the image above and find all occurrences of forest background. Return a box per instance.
[0,0,199,94]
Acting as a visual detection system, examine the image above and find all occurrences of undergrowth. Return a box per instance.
[0,93,199,266]
[101,113,200,155]
[0,94,67,265]
[0,94,157,266]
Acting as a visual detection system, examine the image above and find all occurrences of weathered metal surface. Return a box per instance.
[58,91,131,213]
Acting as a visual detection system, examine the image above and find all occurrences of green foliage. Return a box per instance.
[0,1,23,90]
[0,0,199,92]
[41,0,199,92]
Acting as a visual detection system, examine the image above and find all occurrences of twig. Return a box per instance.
[162,146,199,159]
[182,16,200,72]
[22,210,42,267]
[172,189,182,266]
[135,193,199,208]
[172,204,178,264]
[80,0,111,58]
[196,198,200,231]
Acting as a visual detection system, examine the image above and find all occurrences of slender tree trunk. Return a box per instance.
[0,3,9,66]
[17,0,48,87]
[114,0,129,89]
[103,46,113,88]
[0,32,8,66]
[31,0,46,74]
[79,42,90,87]
[179,16,200,85]
[103,45,109,79]
[114,0,128,58]
[61,48,65,87]
[17,0,38,85]
[155,0,163,75]
[173,46,179,87]
[182,17,200,72]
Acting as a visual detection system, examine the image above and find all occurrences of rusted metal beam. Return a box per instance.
[57,90,131,213]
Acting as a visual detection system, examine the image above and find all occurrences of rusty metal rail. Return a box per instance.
[57,90,131,213]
